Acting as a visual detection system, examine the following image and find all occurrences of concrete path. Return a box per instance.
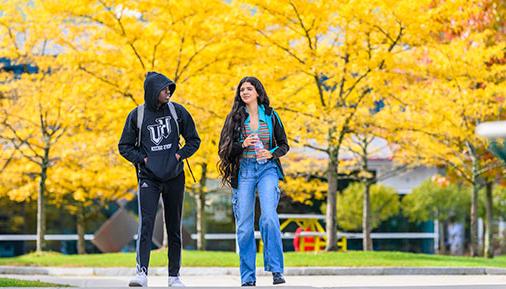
[1,273,506,288]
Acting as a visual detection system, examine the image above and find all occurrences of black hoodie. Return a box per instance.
[118,72,201,181]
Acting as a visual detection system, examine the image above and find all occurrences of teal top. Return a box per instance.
[242,104,279,155]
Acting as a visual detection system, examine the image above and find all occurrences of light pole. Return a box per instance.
[476,121,506,162]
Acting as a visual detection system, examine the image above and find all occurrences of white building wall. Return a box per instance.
[372,162,439,195]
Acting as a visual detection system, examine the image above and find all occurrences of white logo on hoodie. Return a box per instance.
[148,116,172,145]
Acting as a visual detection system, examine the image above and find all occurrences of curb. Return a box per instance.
[1,266,506,276]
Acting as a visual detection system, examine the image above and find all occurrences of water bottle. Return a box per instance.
[253,133,268,164]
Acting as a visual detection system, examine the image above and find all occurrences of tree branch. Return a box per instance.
[151,31,166,70]
[275,107,321,120]
[289,137,329,153]
[289,0,314,50]
[0,149,16,173]
[78,66,138,105]
[249,24,306,65]
[98,0,146,70]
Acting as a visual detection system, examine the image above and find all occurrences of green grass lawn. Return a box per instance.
[1,250,506,268]
[0,277,69,287]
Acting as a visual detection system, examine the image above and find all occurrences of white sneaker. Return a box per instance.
[168,276,185,287]
[129,271,147,287]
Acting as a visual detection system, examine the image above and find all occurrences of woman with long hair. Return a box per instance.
[218,76,289,286]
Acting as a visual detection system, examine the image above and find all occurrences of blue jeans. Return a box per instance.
[232,158,284,284]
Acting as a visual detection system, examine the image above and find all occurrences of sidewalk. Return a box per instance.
[1,266,506,276]
[1,273,506,288]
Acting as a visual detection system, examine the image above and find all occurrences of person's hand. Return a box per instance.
[256,149,272,160]
[144,157,148,164]
[242,134,258,148]
[175,153,181,161]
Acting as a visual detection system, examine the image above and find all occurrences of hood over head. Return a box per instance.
[143,71,176,110]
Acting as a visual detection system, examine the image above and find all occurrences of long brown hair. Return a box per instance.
[218,76,270,186]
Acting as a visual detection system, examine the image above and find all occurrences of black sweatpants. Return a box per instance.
[136,172,185,276]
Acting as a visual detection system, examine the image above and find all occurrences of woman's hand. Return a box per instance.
[256,149,273,160]
[242,134,258,148]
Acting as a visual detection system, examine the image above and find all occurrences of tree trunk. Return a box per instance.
[434,220,440,254]
[36,146,49,253]
[484,182,494,258]
[439,219,446,255]
[22,202,27,253]
[469,147,479,257]
[196,163,207,250]
[76,206,86,254]
[361,137,372,251]
[470,181,479,256]
[325,154,338,251]
[363,182,372,251]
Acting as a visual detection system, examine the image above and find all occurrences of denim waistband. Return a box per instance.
[240,157,273,164]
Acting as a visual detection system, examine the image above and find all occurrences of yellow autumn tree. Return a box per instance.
[233,0,478,250]
[47,67,136,253]
[390,0,505,257]
[0,0,84,252]
[42,0,249,250]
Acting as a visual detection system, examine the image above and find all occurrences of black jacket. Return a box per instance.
[228,106,289,189]
[118,72,200,181]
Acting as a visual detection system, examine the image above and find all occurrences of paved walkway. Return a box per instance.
[2,273,506,288]
[1,266,506,288]
[1,266,506,276]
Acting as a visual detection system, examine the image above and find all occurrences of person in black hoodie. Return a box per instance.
[119,72,200,287]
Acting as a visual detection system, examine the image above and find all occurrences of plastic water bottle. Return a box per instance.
[253,133,267,164]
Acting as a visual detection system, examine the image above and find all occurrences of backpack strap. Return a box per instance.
[168,102,180,138]
[168,102,197,183]
[136,104,145,147]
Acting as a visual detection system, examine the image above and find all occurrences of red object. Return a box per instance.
[293,227,316,251]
